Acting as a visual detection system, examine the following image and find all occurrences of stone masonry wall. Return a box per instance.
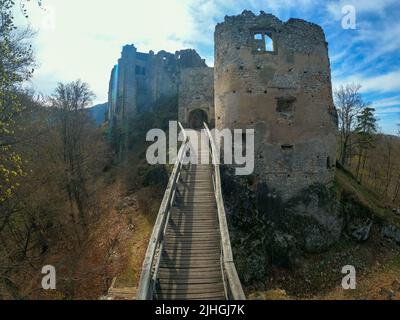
[108,46,207,130]
[214,10,338,200]
[178,67,215,128]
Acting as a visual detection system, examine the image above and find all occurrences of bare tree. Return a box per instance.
[334,84,366,167]
[50,80,95,236]
[383,136,393,201]
[391,124,400,204]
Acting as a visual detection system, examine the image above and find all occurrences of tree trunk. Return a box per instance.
[355,148,363,182]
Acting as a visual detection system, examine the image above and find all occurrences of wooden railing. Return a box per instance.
[137,122,245,300]
[137,122,188,300]
[203,123,246,300]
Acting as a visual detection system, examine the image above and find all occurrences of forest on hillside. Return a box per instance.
[0,1,171,299]
[334,84,400,209]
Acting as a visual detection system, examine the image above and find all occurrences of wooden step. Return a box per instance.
[167,233,219,238]
[169,225,217,230]
[163,247,220,255]
[166,229,219,234]
[178,197,216,202]
[158,267,222,278]
[160,260,220,269]
[176,195,216,200]
[172,207,217,212]
[168,219,218,224]
[155,292,225,300]
[167,231,219,236]
[166,230,219,236]
[157,282,224,294]
[157,277,224,285]
[167,226,218,232]
[165,235,219,241]
[169,216,217,222]
[170,215,216,220]
[169,217,217,222]
[164,243,220,250]
[165,234,219,240]
[169,216,218,222]
[164,241,220,248]
[161,254,220,261]
[165,240,220,247]
[177,193,215,198]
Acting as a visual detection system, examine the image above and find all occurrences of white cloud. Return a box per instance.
[16,0,201,103]
[333,70,400,94]
[375,107,400,114]
[352,21,400,67]
[372,96,400,109]
[328,14,400,79]
[326,0,397,20]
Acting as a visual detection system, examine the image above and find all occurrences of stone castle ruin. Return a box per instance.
[107,10,338,200]
[107,44,214,135]
[215,10,338,199]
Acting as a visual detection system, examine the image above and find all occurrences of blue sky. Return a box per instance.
[16,0,400,134]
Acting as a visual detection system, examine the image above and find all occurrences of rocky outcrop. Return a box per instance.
[221,165,400,287]
[221,166,343,284]
[285,185,342,253]
[381,224,400,245]
[341,191,374,242]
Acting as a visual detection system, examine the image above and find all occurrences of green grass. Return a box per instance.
[387,253,400,268]
[114,266,136,288]
[334,167,400,227]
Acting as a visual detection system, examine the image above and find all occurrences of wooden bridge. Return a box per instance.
[137,123,245,300]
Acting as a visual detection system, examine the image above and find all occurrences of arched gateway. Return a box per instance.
[188,109,208,129]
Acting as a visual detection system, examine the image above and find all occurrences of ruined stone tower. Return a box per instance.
[107,44,207,133]
[214,11,338,199]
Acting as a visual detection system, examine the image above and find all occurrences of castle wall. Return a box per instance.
[118,45,137,119]
[107,65,118,126]
[178,67,215,128]
[214,11,338,199]
[108,46,208,127]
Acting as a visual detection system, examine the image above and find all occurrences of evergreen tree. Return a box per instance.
[354,107,377,182]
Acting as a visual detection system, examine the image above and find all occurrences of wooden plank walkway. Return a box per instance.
[155,130,225,300]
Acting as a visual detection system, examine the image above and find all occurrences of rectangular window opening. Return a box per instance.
[281,144,294,150]
[276,96,296,121]
[265,34,274,52]
[253,32,275,53]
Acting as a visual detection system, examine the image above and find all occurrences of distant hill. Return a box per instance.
[88,102,108,125]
